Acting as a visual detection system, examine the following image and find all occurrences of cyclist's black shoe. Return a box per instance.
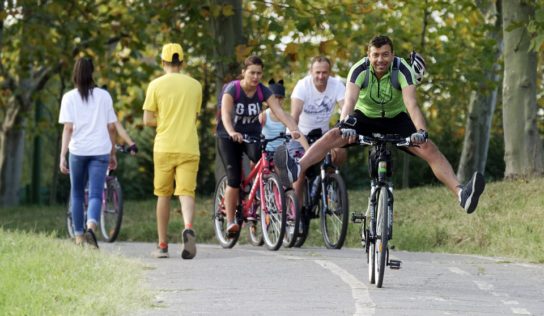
[181,229,196,260]
[459,172,485,214]
[274,144,299,189]
[84,229,99,249]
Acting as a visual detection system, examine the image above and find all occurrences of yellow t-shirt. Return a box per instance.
[143,73,202,155]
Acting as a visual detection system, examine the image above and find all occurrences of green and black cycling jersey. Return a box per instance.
[348,57,416,118]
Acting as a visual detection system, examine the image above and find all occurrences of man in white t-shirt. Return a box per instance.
[290,56,346,204]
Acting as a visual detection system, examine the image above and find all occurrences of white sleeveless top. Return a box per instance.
[261,109,286,151]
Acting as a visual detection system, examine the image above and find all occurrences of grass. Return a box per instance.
[2,177,543,258]
[1,177,542,313]
[0,229,151,315]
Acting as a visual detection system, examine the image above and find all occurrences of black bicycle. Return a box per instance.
[294,131,349,249]
[351,133,413,288]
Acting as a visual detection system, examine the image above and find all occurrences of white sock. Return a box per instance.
[457,188,462,202]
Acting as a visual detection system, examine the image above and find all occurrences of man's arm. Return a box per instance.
[402,85,427,131]
[143,110,157,127]
[339,82,359,121]
[290,98,304,124]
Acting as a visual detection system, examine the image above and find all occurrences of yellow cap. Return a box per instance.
[161,43,184,62]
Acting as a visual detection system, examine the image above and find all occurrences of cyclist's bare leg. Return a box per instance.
[179,195,195,228]
[299,128,349,173]
[331,147,348,165]
[156,196,171,244]
[293,170,306,206]
[224,185,239,224]
[408,140,460,196]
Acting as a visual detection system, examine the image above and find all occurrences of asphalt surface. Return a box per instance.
[101,242,544,316]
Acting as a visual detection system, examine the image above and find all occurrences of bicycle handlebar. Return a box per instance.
[344,132,412,147]
[241,133,292,146]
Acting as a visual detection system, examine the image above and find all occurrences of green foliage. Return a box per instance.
[5,0,541,203]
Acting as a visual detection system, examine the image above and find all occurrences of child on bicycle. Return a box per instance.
[260,79,309,153]
[216,56,304,236]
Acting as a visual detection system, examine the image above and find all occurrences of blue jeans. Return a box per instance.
[69,153,109,235]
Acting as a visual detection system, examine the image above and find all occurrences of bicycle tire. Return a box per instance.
[320,173,349,249]
[293,177,314,248]
[213,176,240,248]
[261,173,287,251]
[283,189,301,248]
[248,200,264,246]
[375,186,389,288]
[100,177,124,242]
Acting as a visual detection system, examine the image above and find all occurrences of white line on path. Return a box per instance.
[314,260,376,316]
[449,266,533,315]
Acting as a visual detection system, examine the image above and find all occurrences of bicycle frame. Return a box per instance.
[237,151,274,221]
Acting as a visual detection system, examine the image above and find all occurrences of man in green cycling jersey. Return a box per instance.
[275,35,485,214]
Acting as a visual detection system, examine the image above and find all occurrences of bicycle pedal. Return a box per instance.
[389,259,401,270]
[351,212,365,223]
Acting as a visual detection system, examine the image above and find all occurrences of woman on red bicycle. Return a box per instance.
[217,56,302,235]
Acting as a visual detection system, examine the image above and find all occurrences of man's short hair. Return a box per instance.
[368,35,394,52]
[310,56,331,69]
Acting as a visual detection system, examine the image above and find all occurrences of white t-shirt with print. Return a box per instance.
[58,87,117,156]
[291,75,345,135]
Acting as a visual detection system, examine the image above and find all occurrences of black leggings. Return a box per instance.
[217,137,261,187]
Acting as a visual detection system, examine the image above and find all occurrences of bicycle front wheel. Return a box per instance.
[320,173,349,249]
[100,177,124,242]
[261,173,287,251]
[375,186,389,288]
[248,200,264,246]
[213,176,239,248]
[283,189,300,248]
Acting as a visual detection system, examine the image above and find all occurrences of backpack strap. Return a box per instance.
[390,57,401,90]
[234,80,241,101]
[361,58,371,89]
[256,83,264,102]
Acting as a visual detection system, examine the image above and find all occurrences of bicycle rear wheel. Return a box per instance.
[375,186,389,288]
[283,189,300,248]
[213,176,240,248]
[100,177,123,242]
[320,173,349,249]
[261,173,286,251]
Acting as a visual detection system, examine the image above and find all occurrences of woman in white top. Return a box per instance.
[59,57,118,248]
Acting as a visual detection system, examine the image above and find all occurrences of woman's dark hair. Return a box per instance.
[72,57,95,102]
[368,35,394,52]
[242,55,264,70]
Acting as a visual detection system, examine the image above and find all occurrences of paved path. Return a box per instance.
[101,242,544,316]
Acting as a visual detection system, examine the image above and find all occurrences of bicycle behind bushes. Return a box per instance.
[66,145,129,242]
[213,134,298,251]
[350,133,413,288]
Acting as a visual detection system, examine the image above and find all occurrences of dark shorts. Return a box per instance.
[351,110,417,137]
[217,137,261,188]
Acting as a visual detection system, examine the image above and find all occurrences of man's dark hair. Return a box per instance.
[368,35,394,52]
[164,53,182,67]
[243,55,264,70]
[72,57,95,102]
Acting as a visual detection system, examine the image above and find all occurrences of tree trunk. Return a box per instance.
[458,1,503,183]
[0,115,25,207]
[211,0,245,184]
[501,0,544,179]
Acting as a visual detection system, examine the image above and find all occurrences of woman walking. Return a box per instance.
[59,57,118,248]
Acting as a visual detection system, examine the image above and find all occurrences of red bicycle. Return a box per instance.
[213,134,298,251]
